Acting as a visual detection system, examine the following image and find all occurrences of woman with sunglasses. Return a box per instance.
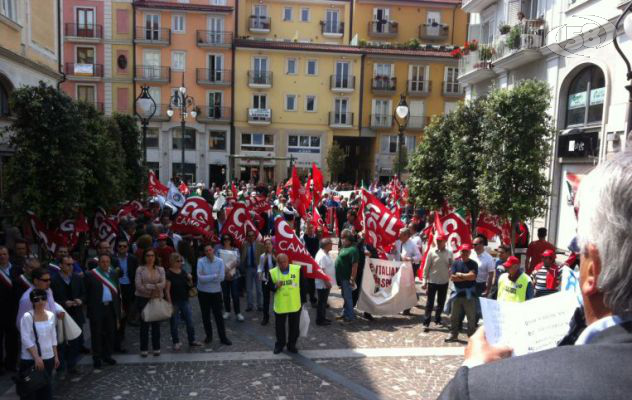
[19,288,59,400]
[135,249,166,357]
[165,253,202,350]
[216,235,243,322]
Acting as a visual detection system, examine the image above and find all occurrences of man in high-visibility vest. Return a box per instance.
[497,256,534,302]
[269,253,306,354]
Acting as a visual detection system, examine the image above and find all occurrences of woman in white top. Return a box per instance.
[19,288,59,400]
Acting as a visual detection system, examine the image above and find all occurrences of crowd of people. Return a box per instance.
[0,179,574,400]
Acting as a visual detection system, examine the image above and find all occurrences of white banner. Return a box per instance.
[356,258,418,315]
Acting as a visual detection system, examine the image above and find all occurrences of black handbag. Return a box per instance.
[13,313,51,397]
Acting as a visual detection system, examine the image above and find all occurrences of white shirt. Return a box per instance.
[391,239,422,264]
[410,235,423,254]
[20,310,57,360]
[575,315,630,345]
[471,250,495,284]
[314,249,334,290]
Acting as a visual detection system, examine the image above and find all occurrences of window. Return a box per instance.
[288,135,320,152]
[381,136,415,153]
[444,66,460,93]
[285,94,297,111]
[333,98,350,125]
[372,99,391,127]
[388,136,398,153]
[306,60,318,75]
[76,47,95,64]
[146,127,159,148]
[283,7,292,21]
[325,9,340,33]
[210,0,227,4]
[77,85,96,104]
[171,163,196,182]
[241,133,274,152]
[305,95,316,112]
[300,8,310,22]
[144,14,160,40]
[286,58,297,75]
[253,94,267,109]
[172,127,197,150]
[565,66,605,127]
[1,0,17,22]
[0,77,11,117]
[172,14,185,33]
[409,65,428,92]
[209,131,226,150]
[171,51,186,71]
[207,91,223,119]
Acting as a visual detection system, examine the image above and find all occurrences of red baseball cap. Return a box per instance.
[458,243,473,252]
[436,234,448,241]
[158,233,169,241]
[542,249,555,258]
[503,256,520,268]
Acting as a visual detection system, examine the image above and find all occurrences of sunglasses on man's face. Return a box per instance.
[37,278,51,282]
[32,296,46,303]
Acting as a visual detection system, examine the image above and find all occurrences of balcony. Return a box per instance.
[462,0,497,14]
[370,114,393,129]
[329,112,354,128]
[197,106,230,123]
[65,63,103,79]
[196,30,232,48]
[248,71,272,88]
[443,81,464,97]
[150,104,172,122]
[407,116,430,130]
[368,20,398,38]
[371,76,397,94]
[493,20,545,71]
[134,27,171,46]
[419,23,449,41]
[196,68,231,86]
[457,49,495,85]
[135,66,171,83]
[330,75,355,92]
[321,21,344,38]
[64,23,103,42]
[248,108,271,125]
[407,80,431,97]
[249,16,271,33]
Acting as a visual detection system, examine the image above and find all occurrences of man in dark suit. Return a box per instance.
[0,246,22,373]
[113,238,138,352]
[240,230,265,311]
[439,151,632,400]
[51,255,85,376]
[84,254,120,370]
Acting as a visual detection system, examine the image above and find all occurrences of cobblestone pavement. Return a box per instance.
[0,283,468,400]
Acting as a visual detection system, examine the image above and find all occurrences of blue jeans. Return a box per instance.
[341,279,355,320]
[169,300,196,345]
[245,268,262,309]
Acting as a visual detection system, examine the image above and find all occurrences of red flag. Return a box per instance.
[419,224,434,279]
[220,203,259,247]
[231,182,238,199]
[148,170,168,197]
[56,212,90,249]
[311,208,330,238]
[275,184,282,197]
[290,166,308,217]
[393,202,401,220]
[116,200,145,221]
[245,195,271,214]
[273,217,331,281]
[304,179,312,210]
[178,182,190,196]
[290,166,300,203]
[27,212,65,253]
[476,213,503,240]
[439,210,472,254]
[172,196,215,238]
[312,163,323,204]
[92,208,119,247]
[434,211,446,237]
[360,188,405,253]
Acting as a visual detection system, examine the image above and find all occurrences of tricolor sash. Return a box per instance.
[92,268,118,295]
[0,269,12,288]
[19,274,33,290]
[49,263,61,272]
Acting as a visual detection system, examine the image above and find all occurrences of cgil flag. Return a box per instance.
[148,170,168,197]
[360,188,405,254]
[220,203,260,247]
[172,196,215,238]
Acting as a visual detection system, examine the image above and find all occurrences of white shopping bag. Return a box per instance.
[56,312,82,344]
[299,306,310,338]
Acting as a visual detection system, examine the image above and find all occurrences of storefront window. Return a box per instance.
[565,66,605,128]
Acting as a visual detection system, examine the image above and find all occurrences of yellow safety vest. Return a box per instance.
[497,272,530,303]
[270,264,301,314]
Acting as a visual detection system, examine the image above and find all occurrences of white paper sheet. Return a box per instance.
[480,292,578,356]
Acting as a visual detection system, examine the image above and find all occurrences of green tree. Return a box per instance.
[445,99,486,231]
[112,113,144,199]
[478,80,554,250]
[326,141,347,181]
[407,114,454,211]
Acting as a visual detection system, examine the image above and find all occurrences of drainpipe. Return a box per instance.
[132,2,137,113]
[230,0,238,183]
[57,0,66,89]
[349,0,354,45]
[451,7,456,44]
[358,53,365,132]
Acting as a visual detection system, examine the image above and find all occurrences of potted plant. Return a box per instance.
[499,24,511,35]
[467,39,479,51]
[450,48,463,59]
[479,45,494,61]
[506,25,521,50]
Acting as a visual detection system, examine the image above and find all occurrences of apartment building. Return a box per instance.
[458,0,632,248]
[133,0,234,185]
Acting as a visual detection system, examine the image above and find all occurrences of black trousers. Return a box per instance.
[117,283,135,347]
[18,357,55,400]
[275,310,300,350]
[261,282,271,319]
[0,314,19,370]
[221,279,240,314]
[198,291,228,341]
[89,303,116,361]
[424,283,448,325]
[136,297,161,351]
[316,288,330,323]
[306,278,317,303]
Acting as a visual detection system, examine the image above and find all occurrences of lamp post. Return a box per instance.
[135,85,157,166]
[393,94,409,180]
[613,3,632,144]
[167,73,197,182]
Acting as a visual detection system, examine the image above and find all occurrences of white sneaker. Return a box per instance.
[236,313,245,322]
[222,312,230,320]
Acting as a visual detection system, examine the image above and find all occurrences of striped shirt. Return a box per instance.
[531,264,560,297]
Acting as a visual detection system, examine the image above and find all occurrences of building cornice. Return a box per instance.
[133,1,233,13]
[0,47,62,81]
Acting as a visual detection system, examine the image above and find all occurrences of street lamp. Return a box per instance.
[135,85,157,166]
[393,94,409,180]
[167,73,197,182]
[613,3,632,144]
